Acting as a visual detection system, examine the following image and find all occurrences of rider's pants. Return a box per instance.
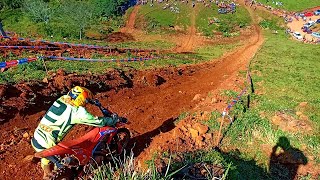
[31,137,62,168]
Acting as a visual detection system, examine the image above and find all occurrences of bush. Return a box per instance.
[259,19,282,30]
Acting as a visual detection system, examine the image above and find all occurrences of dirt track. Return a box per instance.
[0,2,264,180]
[174,5,197,52]
[120,5,140,34]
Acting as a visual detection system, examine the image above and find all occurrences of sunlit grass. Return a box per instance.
[204,30,320,177]
[137,2,191,32]
[0,38,241,84]
[256,0,320,11]
[196,4,251,36]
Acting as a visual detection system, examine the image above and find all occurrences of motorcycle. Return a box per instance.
[34,99,130,180]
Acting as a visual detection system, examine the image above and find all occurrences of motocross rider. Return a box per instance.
[31,86,120,178]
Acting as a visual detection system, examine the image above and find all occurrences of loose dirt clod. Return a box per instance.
[271,112,312,133]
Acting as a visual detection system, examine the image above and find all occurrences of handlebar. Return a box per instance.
[88,99,128,124]
[88,99,112,117]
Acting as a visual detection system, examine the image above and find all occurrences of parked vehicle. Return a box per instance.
[35,99,131,180]
[299,13,305,17]
[218,8,228,14]
[314,9,320,16]
[301,27,312,34]
[303,22,315,29]
[308,20,315,25]
[311,32,320,38]
[316,19,320,24]
[304,12,313,17]
[293,32,303,40]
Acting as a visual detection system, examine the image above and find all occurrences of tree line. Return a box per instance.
[0,0,133,39]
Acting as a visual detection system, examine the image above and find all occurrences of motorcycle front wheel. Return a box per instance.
[114,128,131,155]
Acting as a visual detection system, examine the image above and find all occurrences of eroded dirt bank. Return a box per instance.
[0,23,262,179]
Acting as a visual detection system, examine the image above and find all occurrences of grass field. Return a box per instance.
[0,40,241,84]
[202,30,320,179]
[257,0,320,12]
[196,4,251,36]
[137,2,252,36]
[136,2,191,33]
[1,1,319,178]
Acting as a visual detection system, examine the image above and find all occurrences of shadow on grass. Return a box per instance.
[216,148,271,180]
[269,136,308,180]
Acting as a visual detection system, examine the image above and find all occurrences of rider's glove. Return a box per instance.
[111,113,120,122]
[120,117,128,123]
[111,113,127,123]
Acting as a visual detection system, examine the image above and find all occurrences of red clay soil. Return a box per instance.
[174,5,197,53]
[120,5,141,34]
[0,2,266,179]
[106,32,135,43]
[0,21,263,179]
[2,2,317,180]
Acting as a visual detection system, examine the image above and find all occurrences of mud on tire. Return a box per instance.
[114,128,130,155]
[45,167,75,180]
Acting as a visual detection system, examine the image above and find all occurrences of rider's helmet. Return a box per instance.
[67,86,93,107]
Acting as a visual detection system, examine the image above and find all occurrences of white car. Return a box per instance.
[311,32,320,38]
[303,22,315,28]
[293,32,303,40]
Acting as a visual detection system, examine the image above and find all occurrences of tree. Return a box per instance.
[59,0,94,40]
[23,0,52,24]
[0,0,24,10]
[93,0,130,18]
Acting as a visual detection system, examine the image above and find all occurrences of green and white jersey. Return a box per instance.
[33,95,117,149]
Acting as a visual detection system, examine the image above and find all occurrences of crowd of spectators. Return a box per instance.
[136,0,239,28]
[137,0,238,14]
[245,0,319,44]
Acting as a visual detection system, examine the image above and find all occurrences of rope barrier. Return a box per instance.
[0,55,159,69]
[216,27,262,147]
[0,36,11,39]
[44,56,158,62]
[215,70,252,147]
[0,46,58,50]
[221,69,252,119]
[0,58,38,69]
[0,35,110,49]
[222,85,249,120]
[0,35,158,52]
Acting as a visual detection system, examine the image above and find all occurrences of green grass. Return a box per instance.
[252,32,320,125]
[250,31,320,160]
[86,150,179,180]
[0,39,241,84]
[257,0,319,12]
[196,4,251,36]
[204,30,320,178]
[195,41,242,60]
[256,8,286,31]
[109,40,175,50]
[136,2,191,33]
[1,6,125,40]
[137,2,251,36]
[1,10,40,37]
[166,149,269,180]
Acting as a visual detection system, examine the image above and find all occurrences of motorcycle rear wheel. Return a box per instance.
[45,167,75,180]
